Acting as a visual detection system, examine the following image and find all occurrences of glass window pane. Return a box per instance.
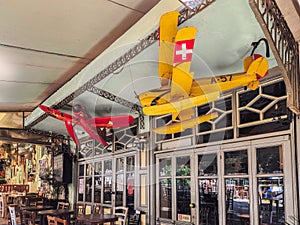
[94,162,102,175]
[79,165,84,176]
[94,177,102,203]
[78,178,84,201]
[198,154,217,176]
[176,178,191,221]
[104,175,112,204]
[159,179,172,219]
[127,156,135,171]
[85,177,92,202]
[116,158,124,172]
[126,173,135,212]
[116,174,124,206]
[199,179,218,225]
[104,160,112,174]
[225,150,248,175]
[257,146,283,174]
[176,156,190,176]
[225,178,250,225]
[159,158,172,177]
[86,164,93,176]
[258,177,284,224]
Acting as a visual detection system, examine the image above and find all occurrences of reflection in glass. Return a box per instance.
[159,158,172,177]
[94,162,102,175]
[86,164,93,176]
[258,177,284,224]
[159,179,172,219]
[199,179,218,225]
[116,158,124,172]
[104,160,112,174]
[79,165,84,176]
[198,154,217,176]
[127,156,135,171]
[176,178,191,219]
[225,150,248,175]
[176,156,190,176]
[225,178,249,225]
[257,146,283,174]
[104,175,112,204]
[126,173,135,212]
[116,174,124,206]
[85,177,92,202]
[94,177,102,203]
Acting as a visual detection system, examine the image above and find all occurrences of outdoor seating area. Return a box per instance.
[0,199,132,225]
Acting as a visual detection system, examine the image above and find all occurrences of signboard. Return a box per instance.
[177,214,191,222]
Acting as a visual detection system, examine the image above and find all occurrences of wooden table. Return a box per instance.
[22,205,54,212]
[38,209,74,225]
[76,214,118,225]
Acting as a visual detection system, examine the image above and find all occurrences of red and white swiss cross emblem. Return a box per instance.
[173,39,195,64]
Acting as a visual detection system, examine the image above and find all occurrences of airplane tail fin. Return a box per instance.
[245,54,268,90]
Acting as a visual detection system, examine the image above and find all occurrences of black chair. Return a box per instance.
[128,210,141,225]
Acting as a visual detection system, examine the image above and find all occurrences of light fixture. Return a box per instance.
[179,0,204,10]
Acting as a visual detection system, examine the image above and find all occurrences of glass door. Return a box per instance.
[156,151,196,224]
[156,136,295,225]
[221,136,295,225]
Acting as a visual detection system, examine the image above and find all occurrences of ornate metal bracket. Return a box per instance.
[249,0,300,115]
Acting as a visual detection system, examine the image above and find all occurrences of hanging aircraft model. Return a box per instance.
[39,104,135,146]
[138,11,269,134]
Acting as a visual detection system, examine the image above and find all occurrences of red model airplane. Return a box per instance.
[39,104,135,146]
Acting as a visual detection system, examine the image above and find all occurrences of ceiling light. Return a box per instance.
[179,0,204,10]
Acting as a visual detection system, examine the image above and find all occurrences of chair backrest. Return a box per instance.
[75,203,86,216]
[85,203,93,215]
[21,210,36,225]
[47,215,56,225]
[128,210,141,225]
[8,206,18,225]
[93,204,102,214]
[57,202,70,209]
[54,216,68,225]
[113,206,128,225]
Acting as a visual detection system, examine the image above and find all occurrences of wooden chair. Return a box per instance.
[113,206,128,225]
[128,210,141,225]
[75,203,86,216]
[85,203,94,215]
[70,202,86,225]
[47,215,68,225]
[47,215,56,225]
[21,210,39,225]
[57,201,70,209]
[93,204,102,214]
[8,206,21,225]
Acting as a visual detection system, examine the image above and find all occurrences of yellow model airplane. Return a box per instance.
[138,11,269,134]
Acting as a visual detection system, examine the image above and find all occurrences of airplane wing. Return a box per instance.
[170,26,197,121]
[158,11,179,86]
[39,105,73,122]
[86,115,135,128]
[39,105,80,145]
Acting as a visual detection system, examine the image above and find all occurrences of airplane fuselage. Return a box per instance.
[139,72,258,112]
